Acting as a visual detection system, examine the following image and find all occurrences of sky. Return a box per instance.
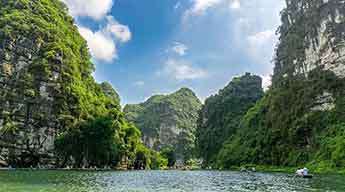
[62,0,286,105]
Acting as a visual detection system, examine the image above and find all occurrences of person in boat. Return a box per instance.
[296,167,309,176]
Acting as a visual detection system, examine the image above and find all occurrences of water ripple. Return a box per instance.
[0,170,344,192]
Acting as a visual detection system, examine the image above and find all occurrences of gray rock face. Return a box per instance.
[311,92,335,111]
[0,0,118,168]
[276,0,345,79]
[273,0,345,112]
[124,88,202,160]
[0,36,61,167]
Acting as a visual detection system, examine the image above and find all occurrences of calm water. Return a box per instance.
[0,170,344,192]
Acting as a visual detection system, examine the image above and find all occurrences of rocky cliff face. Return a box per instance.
[0,0,120,167]
[216,0,345,169]
[274,0,345,111]
[124,88,202,160]
[275,0,345,80]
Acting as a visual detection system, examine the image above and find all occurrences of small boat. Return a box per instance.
[302,174,313,179]
[296,168,312,178]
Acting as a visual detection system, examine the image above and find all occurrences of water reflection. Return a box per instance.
[0,170,344,192]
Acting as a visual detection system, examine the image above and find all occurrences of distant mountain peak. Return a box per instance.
[124,87,202,160]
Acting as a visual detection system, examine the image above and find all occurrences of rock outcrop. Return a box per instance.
[196,73,264,165]
[216,0,345,169]
[0,0,121,167]
[124,88,202,160]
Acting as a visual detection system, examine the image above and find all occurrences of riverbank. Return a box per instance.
[225,164,345,175]
[1,164,345,175]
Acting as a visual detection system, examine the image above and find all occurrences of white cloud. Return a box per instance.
[105,16,132,43]
[78,16,132,62]
[230,0,241,9]
[134,81,145,86]
[185,0,242,17]
[62,0,113,20]
[170,42,189,56]
[261,74,272,91]
[248,30,275,46]
[230,0,284,75]
[159,59,207,80]
[79,27,117,62]
[186,0,222,16]
[247,30,276,64]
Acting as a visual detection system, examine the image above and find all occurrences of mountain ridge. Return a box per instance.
[124,87,202,160]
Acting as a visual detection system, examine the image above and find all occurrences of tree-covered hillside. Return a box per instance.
[124,88,202,161]
[196,73,264,166]
[216,0,345,171]
[0,0,165,169]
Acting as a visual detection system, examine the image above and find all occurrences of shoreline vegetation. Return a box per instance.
[1,0,345,175]
[1,165,344,175]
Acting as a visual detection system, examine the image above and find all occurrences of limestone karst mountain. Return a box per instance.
[124,88,202,160]
[196,73,264,165]
[0,0,131,167]
[215,0,345,170]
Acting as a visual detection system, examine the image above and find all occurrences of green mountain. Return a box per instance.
[196,73,264,165]
[124,88,202,160]
[0,0,158,169]
[216,0,345,171]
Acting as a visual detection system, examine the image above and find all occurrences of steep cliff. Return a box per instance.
[217,0,345,170]
[196,73,264,165]
[124,88,202,160]
[0,0,122,167]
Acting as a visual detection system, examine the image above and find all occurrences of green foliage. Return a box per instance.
[312,123,345,169]
[133,144,168,170]
[0,0,117,124]
[0,0,161,169]
[216,70,345,169]
[148,150,168,170]
[214,0,345,170]
[196,73,264,165]
[55,113,165,169]
[161,146,177,167]
[124,88,202,160]
[100,82,121,104]
[209,1,345,171]
[55,116,122,167]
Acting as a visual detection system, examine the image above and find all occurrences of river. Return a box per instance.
[0,170,344,192]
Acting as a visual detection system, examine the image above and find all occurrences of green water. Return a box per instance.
[0,170,344,192]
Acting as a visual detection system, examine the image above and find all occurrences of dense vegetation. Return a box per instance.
[2,0,345,173]
[124,88,202,163]
[196,73,264,166]
[211,0,345,172]
[0,0,166,169]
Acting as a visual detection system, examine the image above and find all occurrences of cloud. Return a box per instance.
[229,0,241,9]
[105,16,132,43]
[261,74,272,91]
[247,30,276,62]
[62,0,113,20]
[229,0,284,76]
[170,42,189,56]
[185,0,222,16]
[79,26,117,62]
[159,59,207,80]
[185,0,242,17]
[78,16,132,62]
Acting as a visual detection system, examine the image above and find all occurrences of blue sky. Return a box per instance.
[62,0,285,105]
